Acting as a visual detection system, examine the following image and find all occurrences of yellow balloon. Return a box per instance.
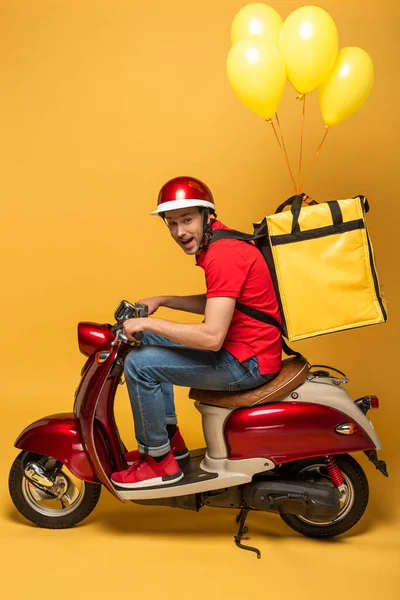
[231,3,283,46]
[227,37,286,120]
[279,6,338,94]
[318,47,374,127]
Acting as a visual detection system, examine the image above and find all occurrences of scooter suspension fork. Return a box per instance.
[324,456,347,497]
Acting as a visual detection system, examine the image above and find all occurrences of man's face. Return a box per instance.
[165,207,209,255]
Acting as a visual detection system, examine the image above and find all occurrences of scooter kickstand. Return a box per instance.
[234,508,261,559]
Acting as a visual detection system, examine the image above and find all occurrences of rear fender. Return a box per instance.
[14,412,99,483]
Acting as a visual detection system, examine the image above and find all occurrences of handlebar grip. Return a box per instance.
[133,331,144,342]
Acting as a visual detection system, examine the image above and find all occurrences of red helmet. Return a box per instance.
[151,176,215,215]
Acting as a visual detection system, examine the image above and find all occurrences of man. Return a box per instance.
[111,176,282,489]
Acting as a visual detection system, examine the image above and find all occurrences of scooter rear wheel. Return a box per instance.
[280,454,369,538]
[9,451,101,529]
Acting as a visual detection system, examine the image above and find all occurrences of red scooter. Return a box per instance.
[9,300,388,557]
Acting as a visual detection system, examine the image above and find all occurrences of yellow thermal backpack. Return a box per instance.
[209,193,387,346]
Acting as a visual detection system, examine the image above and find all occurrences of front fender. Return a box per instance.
[15,412,98,483]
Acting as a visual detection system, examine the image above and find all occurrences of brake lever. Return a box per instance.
[111,329,122,347]
[111,328,143,347]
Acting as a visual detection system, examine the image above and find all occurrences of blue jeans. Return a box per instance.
[124,331,277,457]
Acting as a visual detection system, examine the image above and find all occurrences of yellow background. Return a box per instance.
[1,1,399,598]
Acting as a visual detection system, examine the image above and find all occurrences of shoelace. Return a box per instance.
[126,456,146,475]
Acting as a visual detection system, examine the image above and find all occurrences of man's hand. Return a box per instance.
[137,297,162,316]
[123,318,149,341]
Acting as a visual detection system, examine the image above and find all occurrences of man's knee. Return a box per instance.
[124,349,142,375]
[124,346,159,379]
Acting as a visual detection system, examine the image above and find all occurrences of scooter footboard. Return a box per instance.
[14,412,98,483]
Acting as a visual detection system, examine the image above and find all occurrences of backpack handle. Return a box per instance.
[275,193,308,214]
[276,194,369,235]
[275,193,318,235]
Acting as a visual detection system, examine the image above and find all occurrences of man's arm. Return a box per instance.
[123,296,236,351]
[138,294,206,315]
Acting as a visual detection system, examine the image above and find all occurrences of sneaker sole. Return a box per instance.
[111,470,184,489]
[127,449,189,466]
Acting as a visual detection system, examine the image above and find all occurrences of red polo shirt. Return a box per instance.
[196,219,282,374]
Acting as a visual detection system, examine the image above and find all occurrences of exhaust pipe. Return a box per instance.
[243,480,340,521]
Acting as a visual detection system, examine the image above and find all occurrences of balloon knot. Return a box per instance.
[296,94,304,100]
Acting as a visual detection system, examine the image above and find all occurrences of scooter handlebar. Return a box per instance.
[110,327,144,347]
[110,300,148,346]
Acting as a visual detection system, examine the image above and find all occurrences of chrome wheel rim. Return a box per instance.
[21,462,86,518]
[295,463,355,526]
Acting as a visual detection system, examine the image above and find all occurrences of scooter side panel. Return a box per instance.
[224,402,376,463]
[294,379,381,449]
[14,413,99,483]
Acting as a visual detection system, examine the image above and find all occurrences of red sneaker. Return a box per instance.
[111,452,183,489]
[125,428,189,465]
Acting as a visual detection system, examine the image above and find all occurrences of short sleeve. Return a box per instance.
[204,243,249,298]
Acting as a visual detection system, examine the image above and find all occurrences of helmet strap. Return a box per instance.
[198,209,213,251]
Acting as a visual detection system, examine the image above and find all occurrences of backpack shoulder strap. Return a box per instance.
[208,228,265,246]
[206,229,300,358]
[235,302,301,358]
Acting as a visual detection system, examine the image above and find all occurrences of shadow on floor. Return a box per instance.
[6,464,396,541]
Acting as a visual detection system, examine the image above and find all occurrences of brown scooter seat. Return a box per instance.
[189,356,309,408]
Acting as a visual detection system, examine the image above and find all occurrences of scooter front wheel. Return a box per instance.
[9,451,101,529]
[280,454,369,538]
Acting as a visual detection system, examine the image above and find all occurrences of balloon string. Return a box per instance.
[301,128,330,190]
[267,119,282,149]
[275,113,297,192]
[297,95,306,193]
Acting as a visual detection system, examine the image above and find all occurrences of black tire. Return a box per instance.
[9,451,101,529]
[280,454,369,538]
